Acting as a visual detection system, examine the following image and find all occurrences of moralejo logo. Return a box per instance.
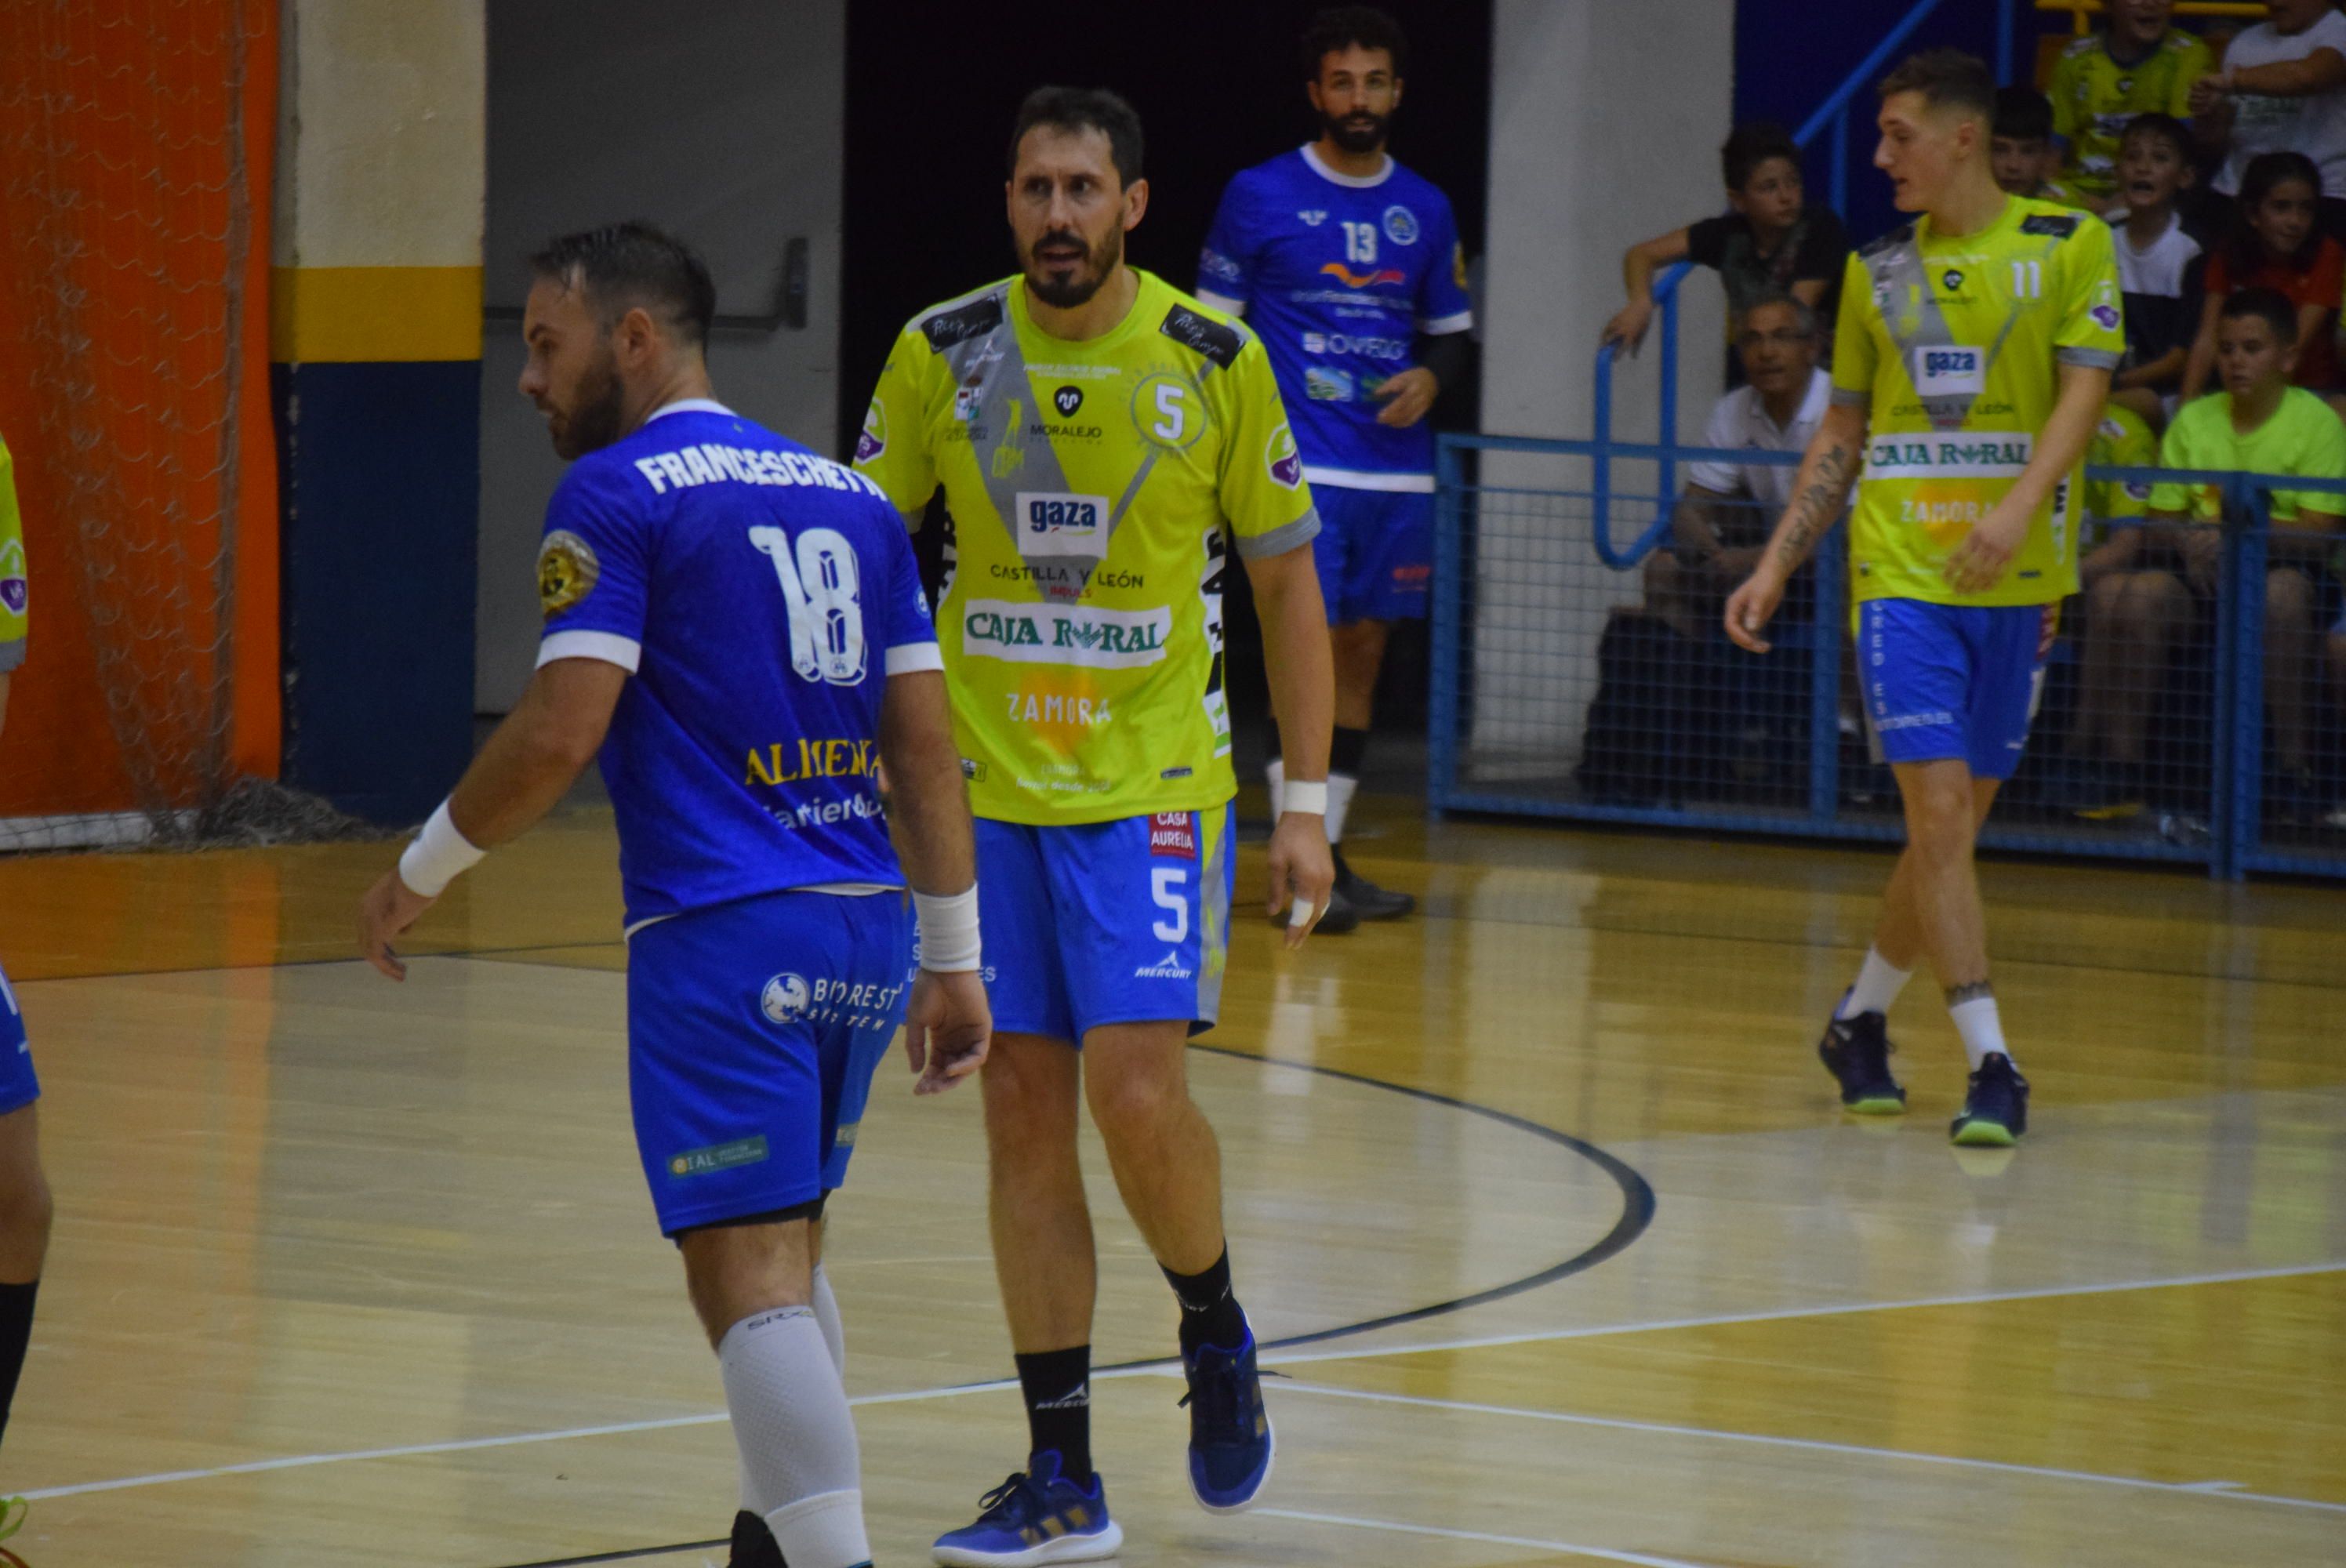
[855,397,886,462]
[1265,423,1302,488]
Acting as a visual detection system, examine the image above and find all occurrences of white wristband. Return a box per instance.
[913,884,982,972]
[1282,779,1329,816]
[398,800,486,898]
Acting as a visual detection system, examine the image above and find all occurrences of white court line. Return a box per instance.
[1275,1381,2346,1516]
[1256,1507,1712,1567]
[23,1259,2345,1505]
[1261,1258,2346,1367]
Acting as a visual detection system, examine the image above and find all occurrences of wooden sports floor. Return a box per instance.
[1,795,2341,1566]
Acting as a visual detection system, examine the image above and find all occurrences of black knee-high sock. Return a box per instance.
[0,1279,37,1447]
[1162,1247,1247,1355]
[1015,1345,1093,1483]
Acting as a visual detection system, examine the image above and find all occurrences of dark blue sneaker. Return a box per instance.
[1818,1005,1907,1115]
[1950,1052,2030,1147]
[726,1508,784,1568]
[930,1450,1121,1566]
[1179,1327,1274,1513]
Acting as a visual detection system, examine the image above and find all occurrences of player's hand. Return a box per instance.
[1723,564,1788,654]
[1944,499,2031,593]
[2181,524,2223,596]
[1265,808,1335,949]
[1373,367,1440,428]
[903,967,990,1095]
[1601,300,1653,358]
[356,867,437,982]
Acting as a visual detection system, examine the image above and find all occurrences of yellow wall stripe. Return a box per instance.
[271,266,482,363]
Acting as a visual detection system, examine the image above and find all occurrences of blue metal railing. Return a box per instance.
[1430,432,2346,883]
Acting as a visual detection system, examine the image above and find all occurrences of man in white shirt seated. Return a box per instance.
[1640,293,1830,639]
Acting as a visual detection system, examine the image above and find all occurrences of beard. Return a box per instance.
[1322,109,1389,155]
[1022,223,1124,309]
[550,347,626,459]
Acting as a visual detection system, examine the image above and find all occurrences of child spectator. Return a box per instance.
[1600,121,1850,374]
[2108,114,2205,425]
[2192,0,2346,238]
[2047,0,2215,208]
[2182,150,2343,400]
[2146,289,2344,821]
[1992,86,2089,208]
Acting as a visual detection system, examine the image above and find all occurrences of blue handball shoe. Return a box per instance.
[930,1450,1122,1567]
[1180,1327,1275,1512]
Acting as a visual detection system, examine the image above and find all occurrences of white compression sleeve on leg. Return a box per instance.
[718,1305,870,1568]
[810,1263,845,1377]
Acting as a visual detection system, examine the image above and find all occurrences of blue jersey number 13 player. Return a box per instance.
[1198,5,1472,927]
[355,224,990,1568]
[1726,52,2123,1148]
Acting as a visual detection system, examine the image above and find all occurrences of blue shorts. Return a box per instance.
[0,962,36,1116]
[976,804,1235,1043]
[1859,599,2055,780]
[627,889,913,1237]
[1312,485,1433,624]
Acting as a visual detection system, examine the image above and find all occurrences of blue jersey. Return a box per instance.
[536,401,941,927]
[1198,145,1473,490]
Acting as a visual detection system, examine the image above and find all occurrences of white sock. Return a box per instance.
[810,1262,845,1377]
[1836,947,1913,1020]
[1326,772,1359,846]
[1266,756,1284,818]
[719,1305,869,1567]
[1948,995,2011,1071]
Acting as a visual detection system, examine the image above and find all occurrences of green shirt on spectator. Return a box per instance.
[2148,388,2346,525]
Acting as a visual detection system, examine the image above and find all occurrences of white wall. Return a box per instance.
[474,0,845,711]
[1472,0,1734,770]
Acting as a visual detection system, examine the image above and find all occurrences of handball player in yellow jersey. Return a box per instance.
[1726,50,2123,1148]
[854,88,1336,1563]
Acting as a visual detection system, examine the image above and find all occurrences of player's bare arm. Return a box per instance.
[356,657,626,980]
[1945,360,2110,592]
[1723,401,1866,652]
[877,667,990,1095]
[1247,542,1338,945]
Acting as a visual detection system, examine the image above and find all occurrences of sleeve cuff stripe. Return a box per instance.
[1418,312,1474,334]
[1237,509,1322,559]
[885,641,945,675]
[2057,347,2123,368]
[538,630,642,673]
[1195,289,1248,314]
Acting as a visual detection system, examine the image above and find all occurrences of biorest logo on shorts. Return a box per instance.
[961,598,1171,668]
[1911,345,1984,397]
[668,1135,770,1178]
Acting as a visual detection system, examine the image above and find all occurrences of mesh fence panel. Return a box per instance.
[1433,452,2346,880]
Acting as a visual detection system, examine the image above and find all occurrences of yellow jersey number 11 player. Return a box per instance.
[855,88,1337,1566]
[0,432,54,1547]
[1725,50,2123,1148]
[355,223,991,1568]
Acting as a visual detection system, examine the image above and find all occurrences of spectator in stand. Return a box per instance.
[1640,294,1829,640]
[2108,113,2206,426]
[2192,0,2346,240]
[2181,151,2343,401]
[1992,87,2090,209]
[2052,400,2161,818]
[2117,289,2342,823]
[1601,122,1850,382]
[2047,0,2216,209]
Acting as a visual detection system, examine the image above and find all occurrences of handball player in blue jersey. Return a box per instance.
[1198,5,1473,927]
[356,223,989,1568]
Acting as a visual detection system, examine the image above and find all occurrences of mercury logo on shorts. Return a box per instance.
[1135,950,1195,979]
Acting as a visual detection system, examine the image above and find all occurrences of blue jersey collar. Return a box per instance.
[1301,143,1394,189]
[645,397,735,423]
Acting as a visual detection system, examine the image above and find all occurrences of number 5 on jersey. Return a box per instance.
[750,524,866,684]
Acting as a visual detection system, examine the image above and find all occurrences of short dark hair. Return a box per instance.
[528,221,716,349]
[1720,122,1801,193]
[1007,86,1145,187]
[1301,5,1407,81]
[1879,48,1996,122]
[2221,285,2299,346]
[2119,111,2192,162]
[1992,85,2054,144]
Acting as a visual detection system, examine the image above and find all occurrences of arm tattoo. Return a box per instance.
[1773,441,1854,573]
